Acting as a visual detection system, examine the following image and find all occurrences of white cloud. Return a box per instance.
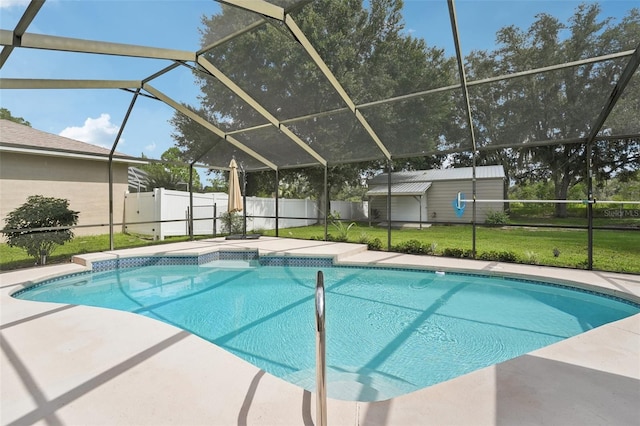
[0,0,31,9]
[145,142,157,152]
[59,114,122,148]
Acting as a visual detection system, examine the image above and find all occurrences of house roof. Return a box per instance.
[0,119,141,164]
[366,182,432,197]
[368,165,505,186]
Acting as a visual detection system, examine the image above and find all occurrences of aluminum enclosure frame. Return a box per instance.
[1,0,638,266]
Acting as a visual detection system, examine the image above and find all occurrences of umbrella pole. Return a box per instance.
[242,164,247,238]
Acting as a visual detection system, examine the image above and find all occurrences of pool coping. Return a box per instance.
[1,237,639,425]
[12,246,640,309]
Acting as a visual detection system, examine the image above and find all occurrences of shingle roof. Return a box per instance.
[368,165,505,185]
[0,119,131,159]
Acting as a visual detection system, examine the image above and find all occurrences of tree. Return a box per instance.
[0,108,31,126]
[203,171,229,192]
[2,195,79,265]
[448,3,639,217]
[141,147,202,191]
[170,0,454,210]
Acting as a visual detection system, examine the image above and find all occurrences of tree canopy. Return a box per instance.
[0,108,31,127]
[171,0,452,206]
[450,3,639,216]
[168,1,639,216]
[141,147,203,191]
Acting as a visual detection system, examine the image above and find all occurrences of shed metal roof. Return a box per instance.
[368,165,505,186]
[366,181,432,197]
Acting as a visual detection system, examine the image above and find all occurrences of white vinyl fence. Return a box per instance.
[124,188,367,240]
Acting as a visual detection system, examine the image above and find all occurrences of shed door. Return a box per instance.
[391,196,422,222]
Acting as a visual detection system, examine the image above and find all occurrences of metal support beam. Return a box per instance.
[109,89,140,250]
[387,160,392,251]
[448,0,478,257]
[0,29,196,61]
[275,168,280,237]
[0,0,45,68]
[199,21,266,55]
[143,83,278,170]
[217,0,284,21]
[284,15,392,161]
[197,57,328,166]
[142,62,183,84]
[189,163,194,241]
[584,44,640,146]
[324,165,328,241]
[584,43,640,270]
[0,78,142,89]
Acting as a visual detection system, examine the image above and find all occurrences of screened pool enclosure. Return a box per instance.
[1,0,638,270]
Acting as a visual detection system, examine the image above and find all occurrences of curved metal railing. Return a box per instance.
[315,270,327,426]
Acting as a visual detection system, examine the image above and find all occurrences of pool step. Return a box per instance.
[284,367,410,402]
[199,259,259,269]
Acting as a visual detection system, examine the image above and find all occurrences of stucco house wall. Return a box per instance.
[0,152,129,235]
[0,119,136,238]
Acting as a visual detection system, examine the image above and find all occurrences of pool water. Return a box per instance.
[15,260,639,401]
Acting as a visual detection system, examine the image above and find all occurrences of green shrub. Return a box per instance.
[391,239,438,255]
[392,239,426,254]
[367,238,383,251]
[485,210,510,225]
[442,248,474,258]
[2,195,79,264]
[478,250,518,262]
[220,211,244,234]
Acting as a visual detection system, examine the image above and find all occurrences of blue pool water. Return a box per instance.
[14,259,639,401]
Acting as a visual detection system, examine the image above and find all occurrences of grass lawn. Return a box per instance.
[1,224,638,274]
[0,233,208,271]
[263,223,640,274]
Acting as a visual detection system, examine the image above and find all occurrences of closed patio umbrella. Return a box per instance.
[228,158,243,213]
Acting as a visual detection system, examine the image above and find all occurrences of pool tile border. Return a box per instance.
[13,249,640,309]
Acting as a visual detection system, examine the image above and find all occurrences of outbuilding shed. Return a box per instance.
[366,165,506,225]
[0,119,141,237]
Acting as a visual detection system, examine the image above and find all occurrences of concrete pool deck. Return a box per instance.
[1,237,638,425]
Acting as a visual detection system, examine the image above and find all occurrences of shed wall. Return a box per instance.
[369,178,504,223]
[369,195,426,222]
[0,152,129,237]
[427,178,504,222]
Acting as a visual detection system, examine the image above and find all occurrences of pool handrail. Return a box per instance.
[315,270,327,426]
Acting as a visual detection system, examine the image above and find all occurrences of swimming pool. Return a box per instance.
[14,254,639,402]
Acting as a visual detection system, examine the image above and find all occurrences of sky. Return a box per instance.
[0,0,636,172]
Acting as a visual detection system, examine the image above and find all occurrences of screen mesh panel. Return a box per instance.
[201,20,347,122]
[0,0,637,172]
[358,88,469,157]
[468,59,628,148]
[231,125,321,168]
[286,109,386,164]
[601,68,640,137]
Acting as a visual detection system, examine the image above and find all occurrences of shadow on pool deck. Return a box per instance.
[494,355,640,425]
[1,237,639,425]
